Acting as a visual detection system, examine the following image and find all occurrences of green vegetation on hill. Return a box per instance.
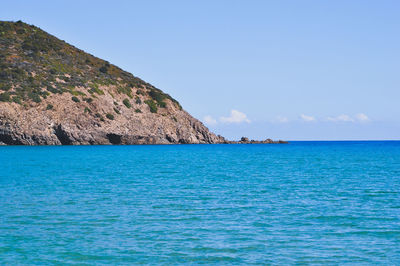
[0,20,181,109]
[106,113,114,120]
[145,100,158,113]
[122,98,131,108]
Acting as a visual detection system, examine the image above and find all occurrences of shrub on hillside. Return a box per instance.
[123,98,131,108]
[28,92,41,103]
[12,96,22,104]
[0,92,11,102]
[106,113,114,120]
[145,100,157,113]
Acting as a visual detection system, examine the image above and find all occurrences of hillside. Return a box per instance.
[0,20,225,145]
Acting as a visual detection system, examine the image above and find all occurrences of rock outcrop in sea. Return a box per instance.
[223,137,288,144]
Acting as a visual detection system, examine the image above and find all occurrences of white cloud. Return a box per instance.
[325,113,370,123]
[273,116,289,123]
[300,114,316,122]
[327,114,354,122]
[203,115,217,125]
[220,110,250,124]
[355,113,370,122]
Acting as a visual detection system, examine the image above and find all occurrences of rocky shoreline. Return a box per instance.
[0,134,288,146]
[0,130,289,146]
[0,130,287,146]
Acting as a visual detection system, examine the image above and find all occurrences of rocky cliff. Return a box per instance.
[0,21,225,145]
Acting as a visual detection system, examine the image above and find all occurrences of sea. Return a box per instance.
[0,141,399,264]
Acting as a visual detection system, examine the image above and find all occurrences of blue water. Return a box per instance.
[0,142,400,264]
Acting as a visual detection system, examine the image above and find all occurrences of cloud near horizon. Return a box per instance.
[220,110,251,124]
[300,114,316,122]
[300,113,371,123]
[327,114,354,122]
[203,110,251,125]
[327,113,370,123]
[273,116,289,123]
[204,112,370,126]
[355,113,370,122]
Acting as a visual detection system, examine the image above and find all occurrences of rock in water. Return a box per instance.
[0,21,225,145]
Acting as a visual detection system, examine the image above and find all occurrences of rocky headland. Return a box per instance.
[0,21,286,145]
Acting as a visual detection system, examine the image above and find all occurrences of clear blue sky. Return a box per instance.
[2,0,399,140]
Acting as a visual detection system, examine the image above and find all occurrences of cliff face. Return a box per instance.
[0,21,224,145]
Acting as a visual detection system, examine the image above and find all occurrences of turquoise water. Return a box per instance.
[0,142,399,264]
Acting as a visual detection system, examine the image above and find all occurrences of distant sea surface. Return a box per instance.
[1,141,399,264]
